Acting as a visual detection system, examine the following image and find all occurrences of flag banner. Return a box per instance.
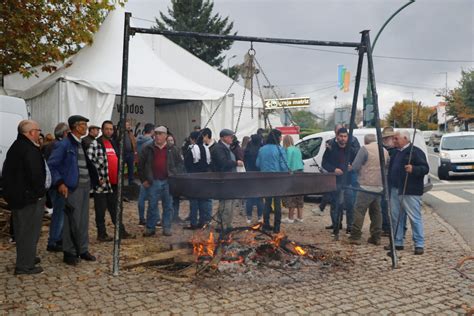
[343,71,351,92]
[338,65,345,89]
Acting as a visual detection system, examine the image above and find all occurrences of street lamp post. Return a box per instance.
[227,54,237,78]
[364,0,416,127]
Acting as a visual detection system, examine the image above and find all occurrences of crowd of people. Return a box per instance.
[3,116,429,275]
[320,125,429,257]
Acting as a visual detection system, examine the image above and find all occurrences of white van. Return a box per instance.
[0,96,30,192]
[295,128,432,192]
[435,131,474,180]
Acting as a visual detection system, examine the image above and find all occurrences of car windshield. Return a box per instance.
[441,135,474,150]
[296,137,323,160]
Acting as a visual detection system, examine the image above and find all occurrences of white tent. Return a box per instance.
[4,8,265,142]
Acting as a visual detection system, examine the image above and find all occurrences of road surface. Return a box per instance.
[424,146,474,248]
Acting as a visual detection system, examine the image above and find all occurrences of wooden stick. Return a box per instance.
[123,248,192,269]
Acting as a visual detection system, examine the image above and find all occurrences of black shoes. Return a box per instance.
[138,219,146,226]
[183,225,199,230]
[367,237,381,246]
[35,257,41,265]
[47,244,62,252]
[325,224,343,230]
[414,247,424,255]
[143,230,156,237]
[162,229,172,236]
[121,230,135,239]
[97,234,113,242]
[384,245,404,251]
[63,253,80,266]
[80,252,96,261]
[14,266,44,275]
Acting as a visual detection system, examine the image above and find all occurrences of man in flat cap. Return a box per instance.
[138,125,184,237]
[211,129,244,234]
[82,125,101,150]
[48,115,98,266]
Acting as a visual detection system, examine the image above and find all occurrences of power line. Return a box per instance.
[131,16,473,63]
[277,43,474,63]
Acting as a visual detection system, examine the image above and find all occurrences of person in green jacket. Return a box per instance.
[281,135,305,223]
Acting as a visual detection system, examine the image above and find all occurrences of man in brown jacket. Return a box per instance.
[349,134,388,245]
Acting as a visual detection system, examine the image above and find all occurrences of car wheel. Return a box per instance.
[438,166,450,180]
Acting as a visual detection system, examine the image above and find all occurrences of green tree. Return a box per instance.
[155,0,236,69]
[0,1,124,78]
[447,69,474,123]
[291,110,320,129]
[385,100,437,130]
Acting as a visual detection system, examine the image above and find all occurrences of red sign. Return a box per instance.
[276,126,300,135]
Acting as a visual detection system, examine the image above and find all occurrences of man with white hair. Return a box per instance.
[349,134,388,245]
[4,120,49,274]
[387,130,429,255]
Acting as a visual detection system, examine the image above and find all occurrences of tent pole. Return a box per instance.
[113,11,131,277]
[364,31,398,269]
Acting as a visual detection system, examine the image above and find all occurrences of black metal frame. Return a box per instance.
[112,12,397,275]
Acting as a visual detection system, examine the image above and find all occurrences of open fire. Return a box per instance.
[190,225,311,269]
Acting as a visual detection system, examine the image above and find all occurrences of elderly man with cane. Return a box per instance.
[386,130,429,255]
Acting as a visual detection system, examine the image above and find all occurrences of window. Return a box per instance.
[441,135,474,150]
[296,137,323,160]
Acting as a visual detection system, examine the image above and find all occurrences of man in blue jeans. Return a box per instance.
[136,123,155,226]
[44,122,70,252]
[322,127,358,235]
[138,126,183,236]
[387,130,429,255]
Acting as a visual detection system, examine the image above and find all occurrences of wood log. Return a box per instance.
[123,248,193,269]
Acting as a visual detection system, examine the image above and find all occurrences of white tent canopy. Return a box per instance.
[4,8,265,141]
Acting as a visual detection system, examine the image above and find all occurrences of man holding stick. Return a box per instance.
[387,130,429,255]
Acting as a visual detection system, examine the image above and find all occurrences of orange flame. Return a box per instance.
[271,232,285,247]
[294,245,307,256]
[193,230,216,258]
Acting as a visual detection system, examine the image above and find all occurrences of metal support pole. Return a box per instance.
[334,31,366,240]
[112,12,131,276]
[365,31,398,269]
[131,27,361,48]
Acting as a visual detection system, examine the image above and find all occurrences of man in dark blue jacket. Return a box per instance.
[387,130,429,255]
[322,128,358,234]
[4,120,48,275]
[48,115,98,266]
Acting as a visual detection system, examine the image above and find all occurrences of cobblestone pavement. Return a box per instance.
[1,198,473,315]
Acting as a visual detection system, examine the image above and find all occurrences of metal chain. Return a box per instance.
[234,45,255,134]
[254,57,296,126]
[203,79,237,129]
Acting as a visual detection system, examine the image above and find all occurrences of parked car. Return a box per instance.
[428,132,443,147]
[435,131,474,180]
[295,128,432,194]
[0,96,30,195]
[422,130,437,144]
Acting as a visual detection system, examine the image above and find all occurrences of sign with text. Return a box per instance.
[264,97,310,109]
[111,96,156,137]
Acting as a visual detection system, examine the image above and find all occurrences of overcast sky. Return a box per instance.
[126,0,473,117]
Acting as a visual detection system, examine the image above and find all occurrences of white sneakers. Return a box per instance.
[282,217,304,223]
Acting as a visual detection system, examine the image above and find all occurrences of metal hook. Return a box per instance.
[248,42,256,56]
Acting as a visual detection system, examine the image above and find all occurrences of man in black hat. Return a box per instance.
[48,115,98,266]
